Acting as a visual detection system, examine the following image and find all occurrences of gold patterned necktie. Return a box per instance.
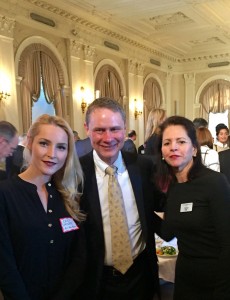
[105,165,133,274]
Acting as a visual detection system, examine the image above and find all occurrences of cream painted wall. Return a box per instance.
[0,6,230,136]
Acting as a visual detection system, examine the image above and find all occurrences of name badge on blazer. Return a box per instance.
[180,203,193,213]
[59,217,79,233]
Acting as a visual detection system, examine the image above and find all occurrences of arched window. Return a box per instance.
[143,77,162,126]
[95,65,124,106]
[199,79,230,133]
[18,44,66,132]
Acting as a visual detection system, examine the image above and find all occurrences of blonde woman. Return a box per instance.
[144,108,166,155]
[0,114,86,300]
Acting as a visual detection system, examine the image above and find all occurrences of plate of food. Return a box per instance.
[156,246,178,258]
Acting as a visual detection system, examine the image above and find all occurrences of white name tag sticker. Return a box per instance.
[59,217,79,233]
[180,203,193,213]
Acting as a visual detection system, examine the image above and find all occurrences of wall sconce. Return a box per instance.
[0,91,10,101]
[80,86,87,113]
[134,99,142,120]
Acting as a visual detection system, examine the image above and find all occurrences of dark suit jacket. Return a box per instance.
[219,149,230,183]
[5,145,24,178]
[122,139,137,154]
[79,151,162,299]
[75,138,92,158]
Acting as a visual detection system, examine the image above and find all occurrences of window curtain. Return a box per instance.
[95,65,123,105]
[20,51,41,132]
[40,52,64,117]
[19,44,66,132]
[200,79,230,126]
[143,78,162,127]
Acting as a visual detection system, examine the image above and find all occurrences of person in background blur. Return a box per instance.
[192,118,208,129]
[0,121,18,160]
[196,127,220,172]
[75,137,92,158]
[213,123,229,152]
[0,114,86,300]
[155,116,230,300]
[73,130,81,142]
[122,129,137,154]
[5,133,27,177]
[144,108,166,156]
[0,121,18,180]
[219,149,230,184]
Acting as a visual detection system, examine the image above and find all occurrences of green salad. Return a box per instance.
[161,246,177,255]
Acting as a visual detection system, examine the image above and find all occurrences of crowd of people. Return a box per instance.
[0,99,230,300]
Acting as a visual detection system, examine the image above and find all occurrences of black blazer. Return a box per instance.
[79,151,163,299]
[219,149,230,183]
[122,139,137,154]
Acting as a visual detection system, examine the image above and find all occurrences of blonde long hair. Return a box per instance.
[24,114,85,221]
[145,108,166,142]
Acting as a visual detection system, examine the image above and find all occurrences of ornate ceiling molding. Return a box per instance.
[25,0,176,62]
[0,15,15,37]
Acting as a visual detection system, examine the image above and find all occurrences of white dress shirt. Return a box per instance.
[93,150,145,266]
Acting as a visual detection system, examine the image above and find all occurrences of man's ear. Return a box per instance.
[84,122,90,137]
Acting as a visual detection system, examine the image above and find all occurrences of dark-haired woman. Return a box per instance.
[155,116,230,300]
[213,123,229,152]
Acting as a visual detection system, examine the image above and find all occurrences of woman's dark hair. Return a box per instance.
[154,116,203,191]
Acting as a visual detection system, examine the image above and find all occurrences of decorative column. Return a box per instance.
[0,15,19,129]
[136,63,144,146]
[184,73,195,120]
[69,40,84,137]
[165,72,172,115]
[127,59,137,132]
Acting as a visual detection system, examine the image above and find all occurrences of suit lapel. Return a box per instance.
[81,153,104,239]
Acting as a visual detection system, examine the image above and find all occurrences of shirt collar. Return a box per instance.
[93,150,126,175]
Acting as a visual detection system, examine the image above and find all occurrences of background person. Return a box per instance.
[0,121,19,180]
[155,116,230,300]
[75,136,92,158]
[122,129,137,154]
[219,149,230,184]
[5,133,27,178]
[192,117,208,129]
[0,114,86,300]
[79,97,163,300]
[213,123,229,152]
[196,127,220,172]
[144,108,166,156]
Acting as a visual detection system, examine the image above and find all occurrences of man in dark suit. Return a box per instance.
[219,149,230,183]
[5,133,27,177]
[122,129,137,154]
[80,97,162,300]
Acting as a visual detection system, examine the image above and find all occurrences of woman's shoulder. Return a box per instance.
[198,167,226,183]
[0,176,36,193]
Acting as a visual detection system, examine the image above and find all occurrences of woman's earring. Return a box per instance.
[162,157,164,160]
